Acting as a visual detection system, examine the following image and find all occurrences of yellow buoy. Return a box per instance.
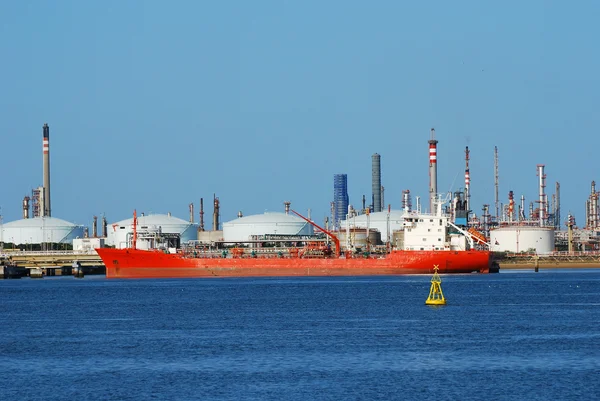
[425,265,446,306]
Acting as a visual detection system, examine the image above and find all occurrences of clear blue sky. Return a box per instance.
[1,1,599,228]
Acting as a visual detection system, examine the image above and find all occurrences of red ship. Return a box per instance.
[96,209,492,279]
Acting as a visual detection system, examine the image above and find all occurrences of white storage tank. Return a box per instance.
[106,213,198,249]
[337,228,382,249]
[490,226,555,254]
[0,217,85,245]
[223,212,313,242]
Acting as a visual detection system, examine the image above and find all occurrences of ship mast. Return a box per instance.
[132,209,137,250]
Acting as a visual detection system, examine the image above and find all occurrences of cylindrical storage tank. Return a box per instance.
[392,230,405,249]
[223,212,314,242]
[106,214,198,249]
[368,230,381,246]
[490,226,555,254]
[0,217,85,245]
[338,228,369,249]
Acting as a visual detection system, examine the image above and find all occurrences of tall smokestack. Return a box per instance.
[508,191,515,222]
[199,198,205,232]
[212,194,219,231]
[537,164,546,227]
[494,146,499,220]
[555,182,560,230]
[372,153,382,213]
[22,196,30,219]
[189,202,194,223]
[42,123,51,217]
[428,128,438,213]
[402,190,412,212]
[592,181,598,229]
[92,216,98,238]
[102,216,108,237]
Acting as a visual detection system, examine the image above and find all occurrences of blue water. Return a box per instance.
[1,271,599,401]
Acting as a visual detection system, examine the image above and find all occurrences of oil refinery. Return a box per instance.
[2,122,600,278]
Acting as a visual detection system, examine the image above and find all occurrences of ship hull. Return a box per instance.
[96,248,491,279]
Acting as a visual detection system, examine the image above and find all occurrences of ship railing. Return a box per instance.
[181,246,338,259]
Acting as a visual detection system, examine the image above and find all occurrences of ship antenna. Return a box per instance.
[291,209,341,257]
[132,209,137,250]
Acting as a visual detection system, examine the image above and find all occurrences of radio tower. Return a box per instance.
[494,146,499,220]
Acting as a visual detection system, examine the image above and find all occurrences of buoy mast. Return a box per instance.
[426,265,446,305]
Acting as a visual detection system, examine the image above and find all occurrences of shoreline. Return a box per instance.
[499,262,600,270]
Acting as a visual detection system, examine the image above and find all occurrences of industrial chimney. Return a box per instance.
[372,154,382,213]
[537,164,547,227]
[199,198,205,232]
[402,190,412,212]
[42,123,51,217]
[213,194,220,231]
[102,216,108,237]
[92,216,98,238]
[189,202,194,223]
[428,128,438,213]
[22,196,30,219]
[591,181,598,229]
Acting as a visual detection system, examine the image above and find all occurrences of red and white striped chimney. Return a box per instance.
[42,123,51,217]
[428,128,438,213]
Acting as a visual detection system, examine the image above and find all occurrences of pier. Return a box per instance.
[498,251,600,270]
[0,250,105,277]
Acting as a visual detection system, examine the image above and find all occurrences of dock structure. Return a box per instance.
[0,250,104,277]
[498,251,600,270]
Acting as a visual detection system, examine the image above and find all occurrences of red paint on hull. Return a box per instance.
[96,248,491,279]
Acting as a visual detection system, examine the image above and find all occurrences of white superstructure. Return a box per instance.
[340,196,476,251]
